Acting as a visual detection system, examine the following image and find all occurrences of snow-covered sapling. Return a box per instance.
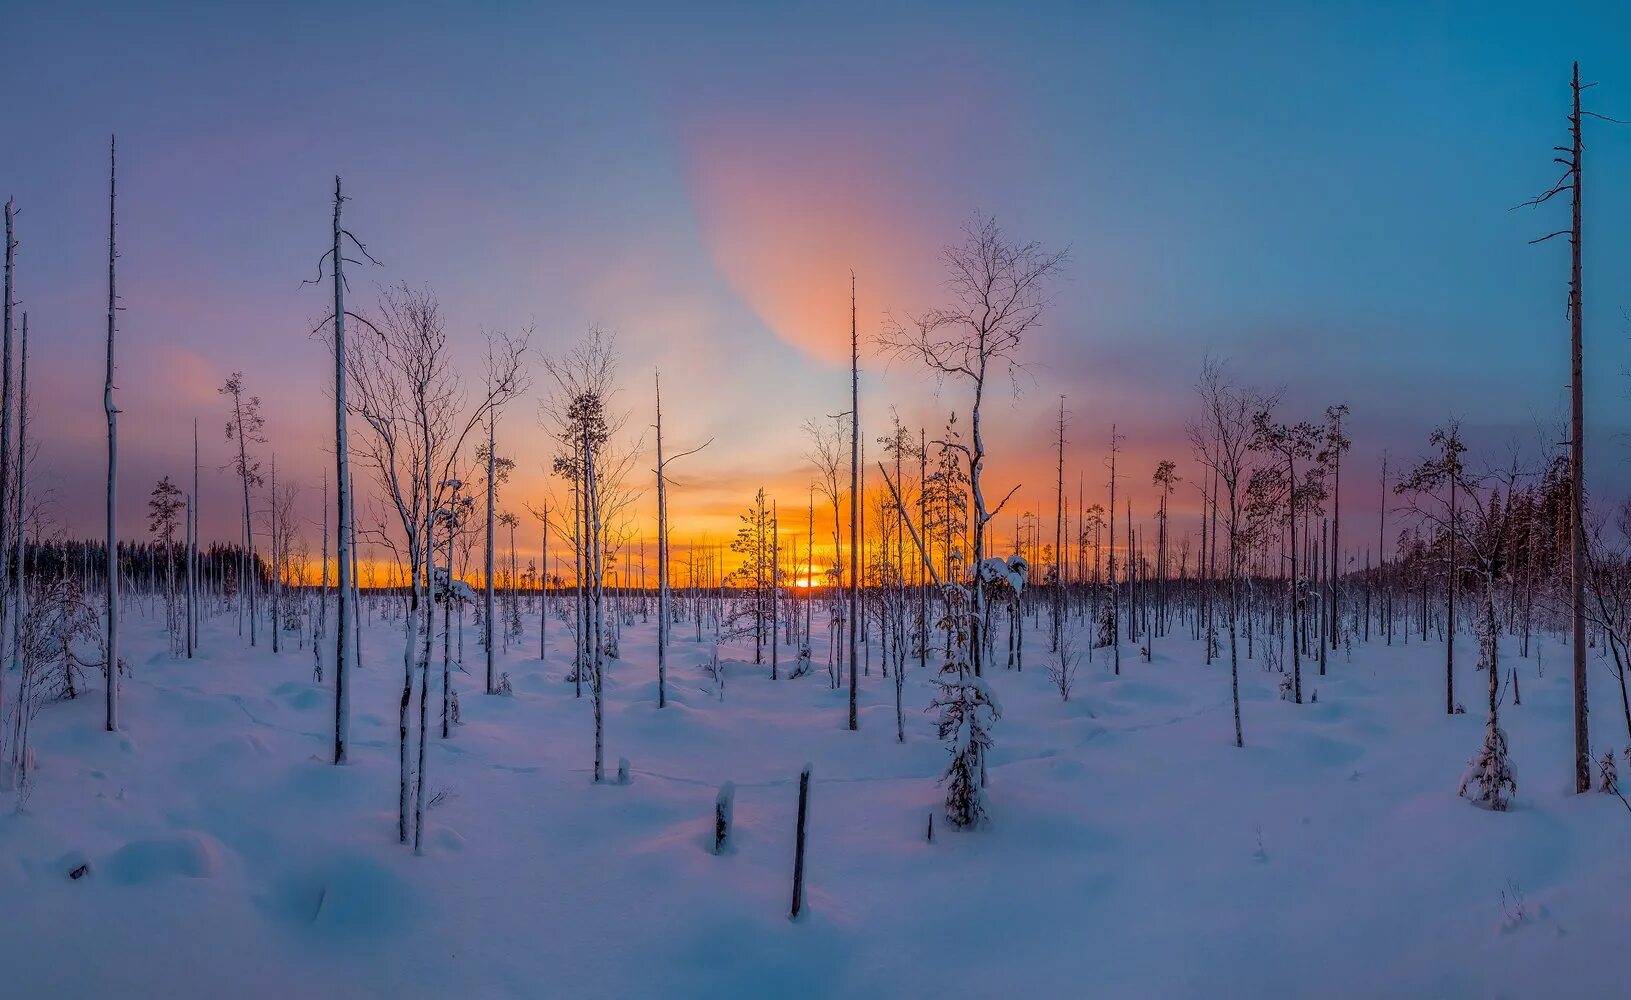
[1459,718,1517,811]
[931,585,1002,829]
[616,757,631,786]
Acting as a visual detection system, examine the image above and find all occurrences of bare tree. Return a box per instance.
[847,273,863,727]
[220,373,266,647]
[1052,397,1068,654]
[1,198,14,726]
[1322,405,1350,651]
[652,370,709,708]
[1516,61,1611,794]
[803,415,847,687]
[1189,358,1274,747]
[881,213,1068,679]
[479,339,529,695]
[8,316,28,699]
[302,175,381,764]
[1250,407,1321,705]
[347,283,525,849]
[104,135,121,733]
[1395,421,1467,715]
[543,330,638,783]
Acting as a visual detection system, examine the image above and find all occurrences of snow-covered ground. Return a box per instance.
[2,599,1628,999]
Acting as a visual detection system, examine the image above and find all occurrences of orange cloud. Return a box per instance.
[683,127,936,364]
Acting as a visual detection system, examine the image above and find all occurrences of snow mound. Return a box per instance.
[104,831,227,884]
[272,681,324,712]
[265,852,415,940]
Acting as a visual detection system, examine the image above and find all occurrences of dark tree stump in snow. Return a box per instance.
[790,764,810,919]
[714,782,734,855]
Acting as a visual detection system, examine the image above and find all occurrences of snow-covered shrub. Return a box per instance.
[930,670,1000,827]
[930,583,1001,829]
[1093,585,1116,649]
[790,647,812,679]
[714,781,735,854]
[494,671,513,696]
[1459,718,1517,811]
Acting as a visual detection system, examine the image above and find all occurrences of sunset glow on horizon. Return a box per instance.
[2,3,1628,584]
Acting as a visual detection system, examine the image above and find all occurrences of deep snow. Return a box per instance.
[2,598,1629,999]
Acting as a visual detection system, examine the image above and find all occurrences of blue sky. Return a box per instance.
[2,1,1629,554]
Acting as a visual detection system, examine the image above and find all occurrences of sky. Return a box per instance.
[2,1,1630,578]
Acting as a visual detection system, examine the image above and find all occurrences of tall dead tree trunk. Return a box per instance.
[485,410,497,694]
[104,136,121,733]
[848,273,860,729]
[0,198,14,720]
[1053,396,1065,654]
[1521,62,1593,790]
[1108,426,1120,676]
[191,419,199,659]
[332,176,353,763]
[0,198,16,701]
[10,314,27,688]
[655,372,668,706]
[1567,63,1590,793]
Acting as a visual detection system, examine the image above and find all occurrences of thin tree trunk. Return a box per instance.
[104,137,121,732]
[1568,62,1591,793]
[485,411,496,694]
[655,371,668,706]
[332,177,352,764]
[848,274,860,727]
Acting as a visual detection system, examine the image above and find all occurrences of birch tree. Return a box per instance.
[347,284,525,848]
